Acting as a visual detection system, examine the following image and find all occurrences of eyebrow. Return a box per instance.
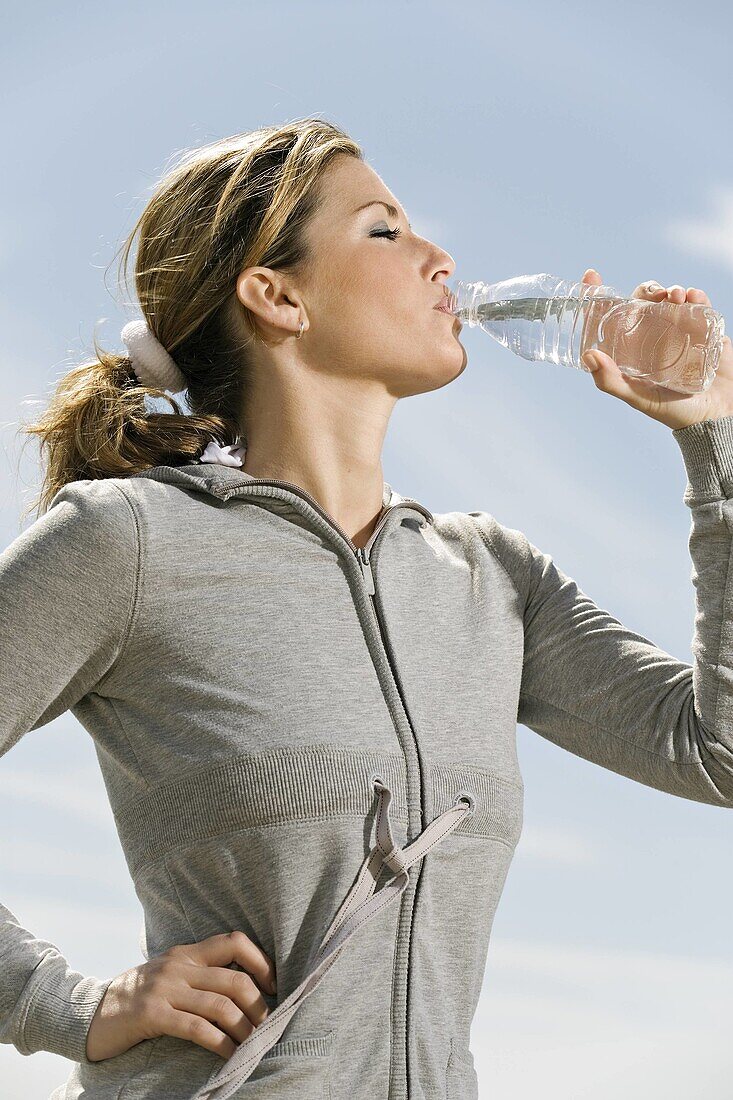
[352,200,412,230]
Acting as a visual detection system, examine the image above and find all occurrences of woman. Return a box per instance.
[2,115,732,1100]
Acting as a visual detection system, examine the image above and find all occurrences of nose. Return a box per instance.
[432,246,456,284]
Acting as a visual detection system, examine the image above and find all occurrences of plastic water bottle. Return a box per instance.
[446,273,725,394]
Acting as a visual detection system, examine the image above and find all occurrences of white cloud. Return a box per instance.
[484,936,732,992]
[513,823,598,866]
[6,894,141,951]
[0,768,116,828]
[664,183,733,273]
[0,837,125,888]
[473,937,733,1099]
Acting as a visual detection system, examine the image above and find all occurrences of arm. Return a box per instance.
[472,416,733,808]
[0,478,141,1061]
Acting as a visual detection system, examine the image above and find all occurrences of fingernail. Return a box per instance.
[583,353,600,371]
[648,282,664,293]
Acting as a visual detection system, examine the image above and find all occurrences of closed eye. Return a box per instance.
[370,226,402,241]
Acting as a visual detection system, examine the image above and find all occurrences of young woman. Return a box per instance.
[2,116,732,1100]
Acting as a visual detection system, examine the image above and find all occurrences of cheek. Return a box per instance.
[338,280,408,338]
[340,248,406,302]
[315,250,431,343]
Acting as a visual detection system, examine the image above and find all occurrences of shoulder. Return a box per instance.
[429,507,536,596]
[3,478,140,579]
[45,477,140,551]
[1,479,142,640]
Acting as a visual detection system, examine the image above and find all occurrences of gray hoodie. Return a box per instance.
[1,416,732,1100]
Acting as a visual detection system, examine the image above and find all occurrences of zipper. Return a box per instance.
[217,475,433,594]
[357,547,375,596]
[205,473,433,1100]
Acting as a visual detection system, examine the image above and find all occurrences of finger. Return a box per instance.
[582,267,603,285]
[686,286,712,306]
[159,1006,239,1060]
[666,284,687,303]
[582,348,664,409]
[187,964,273,1027]
[174,931,277,996]
[631,280,667,301]
[175,987,258,1046]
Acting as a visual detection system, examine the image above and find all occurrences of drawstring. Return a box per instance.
[191,778,474,1100]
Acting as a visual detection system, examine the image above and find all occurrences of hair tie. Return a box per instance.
[199,439,247,466]
[121,319,188,393]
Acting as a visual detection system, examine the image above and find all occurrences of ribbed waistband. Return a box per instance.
[115,747,523,874]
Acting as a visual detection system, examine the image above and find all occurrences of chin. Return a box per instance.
[430,344,468,390]
[392,350,467,398]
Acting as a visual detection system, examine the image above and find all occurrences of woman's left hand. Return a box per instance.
[579,268,733,430]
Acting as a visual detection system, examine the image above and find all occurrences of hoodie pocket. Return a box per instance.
[445,1035,478,1100]
[249,1031,335,1098]
[90,1030,335,1100]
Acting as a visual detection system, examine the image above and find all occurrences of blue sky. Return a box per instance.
[1,1,732,1096]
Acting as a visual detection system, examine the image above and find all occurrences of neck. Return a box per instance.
[241,373,395,549]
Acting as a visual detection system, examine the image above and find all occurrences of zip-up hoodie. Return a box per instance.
[2,417,733,1100]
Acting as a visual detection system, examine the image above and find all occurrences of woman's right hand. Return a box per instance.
[85,931,278,1063]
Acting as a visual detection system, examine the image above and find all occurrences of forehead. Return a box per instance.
[322,156,401,217]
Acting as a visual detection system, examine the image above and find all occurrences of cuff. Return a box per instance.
[672,415,733,502]
[18,959,114,1064]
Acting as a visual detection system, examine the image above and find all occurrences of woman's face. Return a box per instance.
[293,154,467,397]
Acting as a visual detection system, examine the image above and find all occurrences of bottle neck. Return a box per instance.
[449,276,624,326]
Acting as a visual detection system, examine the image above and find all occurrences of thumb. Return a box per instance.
[582,349,607,373]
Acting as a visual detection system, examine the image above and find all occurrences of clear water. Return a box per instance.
[457,294,724,394]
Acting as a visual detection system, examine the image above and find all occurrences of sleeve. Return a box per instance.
[0,478,141,1062]
[474,415,733,809]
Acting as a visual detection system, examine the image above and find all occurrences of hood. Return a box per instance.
[125,443,435,530]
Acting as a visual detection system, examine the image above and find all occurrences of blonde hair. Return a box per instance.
[18,116,362,518]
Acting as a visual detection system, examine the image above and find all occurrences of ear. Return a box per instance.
[235,267,303,341]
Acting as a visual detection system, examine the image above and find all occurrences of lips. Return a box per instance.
[433,301,455,314]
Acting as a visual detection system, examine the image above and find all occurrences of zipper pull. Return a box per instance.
[358,547,376,596]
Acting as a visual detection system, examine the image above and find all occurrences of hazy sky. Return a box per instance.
[2,1,732,1096]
